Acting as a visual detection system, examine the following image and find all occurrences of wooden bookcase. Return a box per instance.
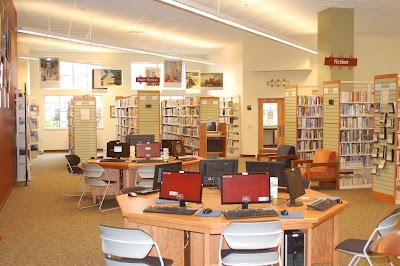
[199,122,227,159]
[323,80,374,189]
[161,96,220,156]
[115,90,160,142]
[219,96,240,157]
[68,96,97,160]
[373,74,400,203]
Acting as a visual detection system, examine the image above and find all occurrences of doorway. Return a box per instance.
[258,98,285,154]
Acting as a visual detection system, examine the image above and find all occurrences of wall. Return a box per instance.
[0,0,18,208]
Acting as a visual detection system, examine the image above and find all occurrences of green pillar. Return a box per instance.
[318,8,354,86]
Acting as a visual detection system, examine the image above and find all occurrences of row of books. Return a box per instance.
[162,106,200,116]
[116,118,137,128]
[162,125,199,137]
[340,129,373,142]
[340,143,373,155]
[297,140,322,151]
[161,97,199,108]
[219,108,238,116]
[297,95,322,105]
[297,106,322,117]
[219,100,234,108]
[372,146,394,162]
[162,117,200,127]
[297,129,322,139]
[115,108,138,117]
[298,151,315,160]
[340,117,374,128]
[340,156,372,169]
[340,91,370,103]
[219,116,236,125]
[340,104,373,116]
[116,97,138,108]
[297,118,323,128]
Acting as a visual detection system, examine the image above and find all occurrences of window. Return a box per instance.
[59,61,102,90]
[44,95,103,129]
[263,103,278,126]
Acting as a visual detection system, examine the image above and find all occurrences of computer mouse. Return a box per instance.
[203,208,213,214]
[335,198,343,204]
[280,209,289,216]
[128,192,137,197]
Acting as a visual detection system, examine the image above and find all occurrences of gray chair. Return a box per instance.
[64,154,84,196]
[136,165,156,188]
[78,163,119,212]
[257,144,297,169]
[99,225,173,266]
[218,220,283,266]
[335,208,400,266]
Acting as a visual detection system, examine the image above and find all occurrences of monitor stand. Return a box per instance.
[179,199,186,207]
[241,202,249,209]
[287,199,303,207]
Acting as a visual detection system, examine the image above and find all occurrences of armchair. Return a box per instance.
[256,144,297,169]
[291,149,339,189]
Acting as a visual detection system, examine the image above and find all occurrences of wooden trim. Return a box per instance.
[372,191,395,204]
[323,80,341,85]
[374,74,398,80]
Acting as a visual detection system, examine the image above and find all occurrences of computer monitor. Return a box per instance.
[171,140,187,157]
[161,139,176,150]
[205,121,218,133]
[153,162,183,190]
[136,142,161,159]
[126,134,155,147]
[106,141,130,158]
[159,170,203,207]
[245,161,286,187]
[221,173,271,209]
[200,159,239,187]
[285,167,306,207]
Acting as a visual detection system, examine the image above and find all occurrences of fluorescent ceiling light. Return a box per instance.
[160,0,318,55]
[16,26,214,65]
[19,56,39,60]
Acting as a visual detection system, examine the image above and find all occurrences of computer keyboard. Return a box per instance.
[137,159,165,163]
[100,158,125,162]
[143,205,198,215]
[307,198,338,211]
[180,157,197,162]
[222,208,279,220]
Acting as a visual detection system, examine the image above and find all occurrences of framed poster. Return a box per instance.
[200,73,223,90]
[40,57,60,88]
[145,68,160,87]
[93,69,122,88]
[186,71,200,89]
[164,60,182,88]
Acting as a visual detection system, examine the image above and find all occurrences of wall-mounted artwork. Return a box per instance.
[40,57,60,88]
[200,73,223,89]
[145,68,161,87]
[186,71,200,89]
[164,60,182,88]
[92,69,122,88]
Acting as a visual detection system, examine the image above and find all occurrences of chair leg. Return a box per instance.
[62,174,85,196]
[99,183,119,212]
[78,185,100,210]
[349,256,361,266]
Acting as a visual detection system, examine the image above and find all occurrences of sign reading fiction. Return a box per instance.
[135,75,160,85]
[325,54,357,69]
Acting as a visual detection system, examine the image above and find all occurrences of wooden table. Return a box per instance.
[117,189,348,266]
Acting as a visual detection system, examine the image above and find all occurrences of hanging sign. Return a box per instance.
[136,75,160,85]
[325,54,357,69]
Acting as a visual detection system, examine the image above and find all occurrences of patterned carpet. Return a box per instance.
[0,152,399,265]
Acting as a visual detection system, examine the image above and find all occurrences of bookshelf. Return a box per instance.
[199,122,227,159]
[68,96,97,160]
[284,85,297,147]
[29,102,39,158]
[161,96,220,156]
[373,74,399,204]
[115,90,160,142]
[323,80,374,189]
[219,96,240,157]
[15,89,31,182]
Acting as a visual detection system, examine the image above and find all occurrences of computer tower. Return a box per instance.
[284,230,305,266]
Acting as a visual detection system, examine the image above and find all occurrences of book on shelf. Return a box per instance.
[388,102,395,113]
[387,132,395,145]
[386,117,395,128]
[372,148,379,158]
[378,159,386,169]
[386,148,394,162]
[371,164,378,174]
[379,127,387,139]
[373,132,379,143]
[379,113,388,124]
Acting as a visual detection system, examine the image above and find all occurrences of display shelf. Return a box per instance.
[323,80,374,190]
[29,102,39,158]
[373,74,400,203]
[199,122,227,159]
[115,90,160,142]
[284,85,297,147]
[68,96,97,160]
[15,89,31,182]
[161,96,220,156]
[219,96,240,157]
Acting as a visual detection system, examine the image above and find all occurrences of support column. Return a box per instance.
[318,8,354,86]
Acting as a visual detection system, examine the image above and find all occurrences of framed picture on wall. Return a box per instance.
[200,72,223,90]
[110,106,116,118]
[93,69,122,88]
[186,71,200,89]
[40,57,60,88]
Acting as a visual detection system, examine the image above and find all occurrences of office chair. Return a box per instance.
[78,163,119,212]
[257,144,297,169]
[219,220,283,266]
[335,208,400,266]
[136,165,156,188]
[64,154,84,196]
[99,225,173,266]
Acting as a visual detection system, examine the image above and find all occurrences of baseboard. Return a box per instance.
[240,154,256,158]
[43,150,69,153]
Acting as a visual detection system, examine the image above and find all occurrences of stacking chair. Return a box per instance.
[219,220,283,266]
[64,154,84,196]
[335,208,400,266]
[78,163,119,212]
[257,144,297,169]
[99,225,174,266]
[136,165,156,188]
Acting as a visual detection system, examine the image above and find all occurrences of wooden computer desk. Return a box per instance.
[117,189,348,266]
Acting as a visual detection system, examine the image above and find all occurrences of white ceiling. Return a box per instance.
[13,0,400,59]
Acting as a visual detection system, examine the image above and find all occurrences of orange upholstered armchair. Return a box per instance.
[291,149,339,189]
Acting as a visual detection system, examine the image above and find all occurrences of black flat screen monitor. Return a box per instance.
[162,139,189,158]
[245,161,286,187]
[126,134,155,147]
[200,159,238,187]
[153,162,183,190]
[221,173,271,209]
[285,167,306,207]
[206,121,217,133]
[159,170,203,206]
[106,141,130,158]
[136,142,161,159]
